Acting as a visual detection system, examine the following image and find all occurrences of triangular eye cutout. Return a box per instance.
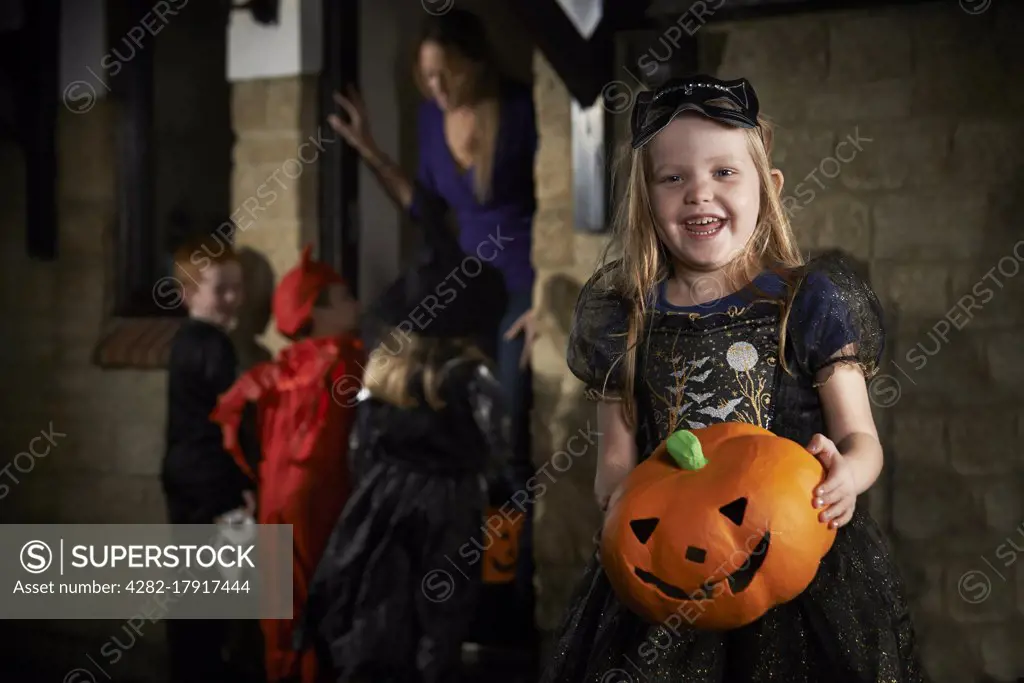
[718,497,747,526]
[630,518,659,544]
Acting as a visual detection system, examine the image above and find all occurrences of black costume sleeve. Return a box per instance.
[439,360,512,485]
[167,328,250,522]
[566,261,633,401]
[786,250,886,384]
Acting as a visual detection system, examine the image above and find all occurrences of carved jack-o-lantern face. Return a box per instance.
[482,508,523,584]
[600,422,836,630]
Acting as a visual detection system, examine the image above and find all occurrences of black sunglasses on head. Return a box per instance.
[630,76,761,149]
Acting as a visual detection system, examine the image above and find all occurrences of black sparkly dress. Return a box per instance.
[541,252,928,683]
[298,355,512,683]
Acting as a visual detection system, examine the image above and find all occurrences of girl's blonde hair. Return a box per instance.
[363,331,488,411]
[602,101,804,427]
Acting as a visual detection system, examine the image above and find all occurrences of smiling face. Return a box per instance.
[630,496,771,603]
[646,114,776,274]
[183,261,244,330]
[600,423,836,630]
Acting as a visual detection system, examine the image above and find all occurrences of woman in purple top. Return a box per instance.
[328,7,539,652]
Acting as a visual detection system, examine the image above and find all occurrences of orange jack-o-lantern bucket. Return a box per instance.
[600,422,836,631]
[481,508,524,584]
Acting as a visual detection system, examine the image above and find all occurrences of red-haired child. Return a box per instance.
[161,234,254,683]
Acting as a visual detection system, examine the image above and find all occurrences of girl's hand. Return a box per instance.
[504,308,539,369]
[600,480,626,518]
[807,433,857,529]
[328,86,377,158]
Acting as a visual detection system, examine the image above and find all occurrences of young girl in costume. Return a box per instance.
[541,75,928,683]
[297,190,513,683]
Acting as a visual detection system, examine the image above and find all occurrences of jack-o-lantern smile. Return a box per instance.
[635,532,770,601]
[490,528,518,574]
[481,508,524,584]
[600,423,836,630]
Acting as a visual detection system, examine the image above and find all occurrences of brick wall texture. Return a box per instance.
[0,75,313,679]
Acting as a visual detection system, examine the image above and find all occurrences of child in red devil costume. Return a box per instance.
[212,245,362,683]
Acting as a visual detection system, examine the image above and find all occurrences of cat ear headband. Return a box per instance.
[630,75,760,149]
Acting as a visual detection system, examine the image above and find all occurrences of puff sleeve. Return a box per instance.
[566,262,633,401]
[786,250,886,384]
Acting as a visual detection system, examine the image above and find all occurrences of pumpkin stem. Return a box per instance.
[667,430,708,471]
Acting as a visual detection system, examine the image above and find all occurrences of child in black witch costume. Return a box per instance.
[298,189,512,683]
[540,75,929,683]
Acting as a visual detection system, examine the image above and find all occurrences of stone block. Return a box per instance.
[872,262,950,318]
[535,94,570,155]
[910,558,945,622]
[58,107,117,204]
[572,233,611,279]
[231,163,282,228]
[534,152,571,205]
[788,192,872,261]
[806,80,914,124]
[2,473,58,523]
[891,467,982,541]
[771,126,835,184]
[946,554,1017,624]
[532,207,575,270]
[110,422,164,477]
[534,52,571,120]
[975,478,1024,535]
[232,79,268,133]
[951,122,1024,185]
[918,623,978,683]
[911,13,1010,118]
[827,13,912,83]
[51,472,149,523]
[907,2,994,50]
[232,132,304,167]
[839,121,950,191]
[883,330,1011,413]
[264,75,304,130]
[532,329,570,380]
[1019,562,1024,617]
[890,411,947,467]
[985,332,1024,396]
[248,173,304,226]
[948,262,1024,331]
[994,3,1024,84]
[57,201,111,262]
[872,191,988,260]
[949,413,1018,476]
[975,622,1024,682]
[716,17,828,86]
[0,260,56,310]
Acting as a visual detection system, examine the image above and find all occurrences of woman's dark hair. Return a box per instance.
[416,8,493,66]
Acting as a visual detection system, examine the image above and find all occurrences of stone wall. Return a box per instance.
[0,73,315,681]
[529,52,609,632]
[229,74,320,360]
[0,100,171,679]
[529,3,1024,680]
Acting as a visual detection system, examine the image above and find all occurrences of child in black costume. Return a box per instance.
[540,76,929,683]
[299,190,512,683]
[160,233,256,683]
